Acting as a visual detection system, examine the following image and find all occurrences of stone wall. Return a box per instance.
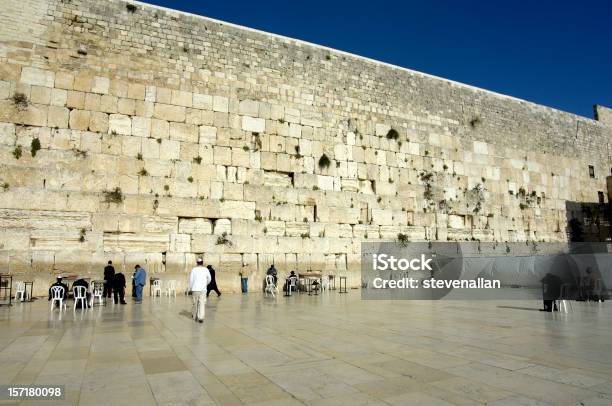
[0,0,611,295]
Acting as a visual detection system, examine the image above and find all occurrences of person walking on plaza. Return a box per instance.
[134,265,147,303]
[113,271,127,305]
[103,261,115,300]
[206,265,221,298]
[189,258,211,323]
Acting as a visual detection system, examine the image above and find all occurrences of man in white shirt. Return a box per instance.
[189,258,211,323]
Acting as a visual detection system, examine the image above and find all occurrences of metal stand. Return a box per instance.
[339,276,348,293]
[0,274,13,306]
[329,275,336,290]
[23,281,34,302]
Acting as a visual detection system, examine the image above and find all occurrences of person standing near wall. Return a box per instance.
[103,261,115,300]
[113,271,127,305]
[134,265,147,304]
[189,258,211,323]
[206,265,221,298]
[239,268,250,293]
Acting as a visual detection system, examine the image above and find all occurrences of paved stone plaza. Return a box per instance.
[1,292,611,406]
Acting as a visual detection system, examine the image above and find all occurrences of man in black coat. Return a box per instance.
[72,278,91,309]
[206,265,221,297]
[113,272,127,304]
[48,276,68,307]
[103,260,115,299]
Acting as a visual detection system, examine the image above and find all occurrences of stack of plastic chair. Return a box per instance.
[14,281,26,301]
[164,280,177,297]
[151,279,162,297]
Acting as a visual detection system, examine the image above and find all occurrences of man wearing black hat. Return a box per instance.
[103,260,115,300]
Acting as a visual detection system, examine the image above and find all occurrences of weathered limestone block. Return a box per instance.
[170,233,191,252]
[103,233,169,253]
[160,139,180,160]
[212,96,229,113]
[285,222,309,237]
[213,218,232,235]
[154,103,186,122]
[448,214,465,229]
[0,122,16,145]
[169,122,198,143]
[178,218,213,234]
[238,99,259,116]
[132,116,151,138]
[193,93,212,110]
[109,114,132,135]
[20,67,54,87]
[219,200,255,220]
[241,116,265,133]
[317,175,335,191]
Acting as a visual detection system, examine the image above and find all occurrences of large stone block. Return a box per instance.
[109,114,132,135]
[241,116,265,133]
[20,67,54,87]
[154,103,186,122]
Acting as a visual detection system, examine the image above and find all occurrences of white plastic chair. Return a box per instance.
[90,281,104,306]
[265,275,277,297]
[14,281,26,301]
[557,284,573,313]
[288,276,298,295]
[73,286,88,310]
[164,280,177,297]
[151,279,162,297]
[321,276,330,291]
[50,286,66,310]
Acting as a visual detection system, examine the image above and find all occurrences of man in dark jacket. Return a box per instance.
[103,261,115,299]
[72,278,91,309]
[206,265,221,297]
[48,276,68,307]
[113,272,127,305]
[541,272,562,312]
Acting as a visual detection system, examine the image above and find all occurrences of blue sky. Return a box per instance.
[142,0,611,118]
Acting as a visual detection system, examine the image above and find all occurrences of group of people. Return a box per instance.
[48,261,148,308]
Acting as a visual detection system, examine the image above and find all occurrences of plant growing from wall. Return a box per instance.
[1,182,9,191]
[318,153,331,170]
[469,116,481,129]
[11,92,29,110]
[138,168,148,176]
[126,3,137,13]
[103,187,124,204]
[79,228,86,243]
[216,232,232,246]
[137,153,143,160]
[193,156,202,164]
[187,176,193,183]
[386,129,399,140]
[12,146,22,160]
[397,233,410,247]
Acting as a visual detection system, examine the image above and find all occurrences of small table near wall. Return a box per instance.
[299,271,323,296]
